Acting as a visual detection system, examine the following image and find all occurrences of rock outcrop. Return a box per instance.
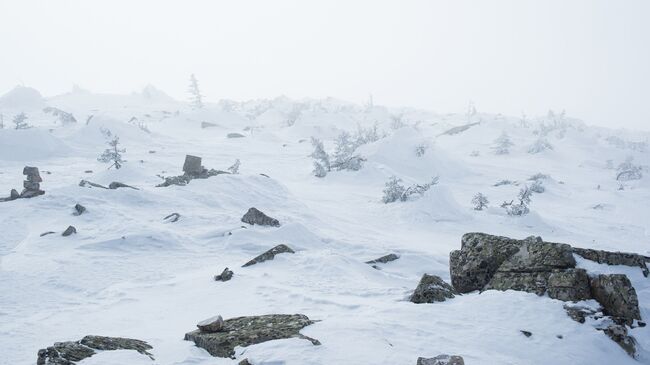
[37,335,153,365]
[573,247,650,277]
[21,166,45,198]
[62,226,77,237]
[365,253,400,265]
[157,155,228,187]
[73,203,86,216]
[241,207,280,227]
[214,267,234,281]
[417,354,465,365]
[184,314,319,358]
[197,315,225,333]
[410,274,456,303]
[242,244,294,267]
[590,274,641,325]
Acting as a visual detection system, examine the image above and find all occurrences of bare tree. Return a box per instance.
[98,133,126,169]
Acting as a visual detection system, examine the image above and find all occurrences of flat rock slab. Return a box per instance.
[242,244,294,267]
[37,335,153,365]
[365,253,400,265]
[184,314,319,358]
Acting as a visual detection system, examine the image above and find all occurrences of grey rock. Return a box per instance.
[485,271,550,295]
[365,253,400,265]
[242,244,294,267]
[564,304,598,324]
[62,226,77,237]
[227,132,245,138]
[37,335,153,365]
[238,359,253,365]
[410,274,456,303]
[197,315,224,333]
[23,180,40,190]
[241,207,280,227]
[214,267,234,281]
[520,330,532,337]
[40,231,56,237]
[183,155,203,176]
[79,180,108,189]
[10,189,20,199]
[201,122,218,129]
[547,269,591,301]
[590,274,641,325]
[417,354,465,365]
[573,247,650,277]
[23,166,42,182]
[73,204,86,216]
[108,181,138,190]
[184,314,319,358]
[20,188,45,198]
[157,168,228,187]
[602,324,636,358]
[163,212,181,223]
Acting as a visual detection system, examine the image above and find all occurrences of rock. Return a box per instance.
[590,274,641,325]
[23,180,40,190]
[573,247,650,277]
[183,155,203,176]
[23,166,43,182]
[602,324,636,358]
[227,132,245,138]
[520,330,532,337]
[241,207,280,227]
[547,269,592,302]
[242,244,295,267]
[485,271,550,295]
[20,189,45,198]
[79,180,108,189]
[84,170,93,173]
[37,335,153,365]
[201,122,217,129]
[163,212,181,222]
[417,354,465,365]
[40,231,55,237]
[62,226,77,236]
[214,267,233,281]
[564,304,599,323]
[184,314,319,358]
[410,274,456,303]
[74,203,86,216]
[20,166,45,198]
[108,181,138,190]
[365,253,400,265]
[238,359,253,365]
[10,189,19,199]
[197,315,224,333]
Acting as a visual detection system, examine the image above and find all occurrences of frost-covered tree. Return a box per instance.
[353,123,381,146]
[286,103,305,127]
[390,113,406,130]
[98,133,126,169]
[13,112,30,129]
[528,137,553,154]
[402,176,439,201]
[382,176,406,203]
[227,159,241,174]
[472,193,489,210]
[530,180,545,193]
[466,101,477,123]
[492,132,514,155]
[415,143,427,157]
[616,157,642,181]
[310,137,330,177]
[331,131,365,171]
[501,185,533,216]
[43,107,77,125]
[188,74,204,109]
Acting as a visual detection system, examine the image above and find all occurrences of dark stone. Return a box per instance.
[184,314,319,358]
[410,274,456,303]
[23,166,42,182]
[62,226,77,237]
[214,267,234,281]
[197,315,224,333]
[485,271,550,295]
[20,188,45,198]
[23,180,40,190]
[573,247,650,277]
[520,330,532,337]
[547,269,592,302]
[241,207,280,227]
[201,122,217,129]
[238,359,253,365]
[417,354,465,365]
[10,189,19,199]
[79,180,108,189]
[74,204,86,216]
[40,231,56,237]
[37,335,153,365]
[564,304,598,324]
[108,182,138,190]
[602,324,636,358]
[590,274,641,325]
[157,169,227,187]
[242,244,294,267]
[163,213,181,222]
[365,253,400,265]
[227,132,245,138]
[183,155,203,175]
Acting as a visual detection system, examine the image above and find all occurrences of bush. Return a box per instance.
[501,185,533,216]
[382,176,439,203]
[471,193,489,210]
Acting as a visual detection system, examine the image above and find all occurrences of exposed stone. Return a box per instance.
[73,204,86,216]
[163,212,181,223]
[79,180,108,189]
[183,155,203,176]
[214,267,234,281]
[241,207,280,227]
[227,132,245,138]
[23,180,40,190]
[365,253,400,265]
[242,244,294,267]
[108,181,138,190]
[62,226,77,237]
[197,315,224,333]
[564,304,599,324]
[485,271,550,295]
[184,314,319,358]
[547,269,592,302]
[20,166,45,198]
[37,335,153,365]
[590,274,641,325]
[417,354,465,365]
[520,330,532,337]
[573,247,650,277]
[40,231,56,237]
[201,122,218,129]
[10,189,19,199]
[238,359,252,365]
[602,324,636,358]
[157,168,228,187]
[410,274,456,303]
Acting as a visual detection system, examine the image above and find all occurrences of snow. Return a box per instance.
[0,90,649,365]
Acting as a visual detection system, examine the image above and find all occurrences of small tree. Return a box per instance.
[528,138,553,154]
[616,157,642,181]
[492,132,514,155]
[188,74,204,109]
[310,137,330,177]
[313,161,328,178]
[13,112,30,129]
[472,193,489,210]
[382,176,405,203]
[501,185,533,216]
[98,133,126,169]
[227,159,241,174]
[415,144,427,157]
[331,131,365,171]
[530,180,545,193]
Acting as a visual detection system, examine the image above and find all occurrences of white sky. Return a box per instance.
[1,0,649,130]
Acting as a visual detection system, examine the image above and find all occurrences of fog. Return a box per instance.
[1,0,648,129]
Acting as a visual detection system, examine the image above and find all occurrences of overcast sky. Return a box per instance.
[1,0,648,130]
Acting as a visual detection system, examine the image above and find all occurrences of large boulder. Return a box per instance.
[183,155,203,176]
[184,314,319,358]
[547,269,592,302]
[37,335,153,365]
[590,274,641,325]
[410,274,456,303]
[241,207,280,227]
[417,354,465,365]
[242,244,294,267]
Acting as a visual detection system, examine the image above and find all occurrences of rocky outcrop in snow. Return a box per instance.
[242,244,294,267]
[157,155,228,187]
[214,267,234,281]
[241,207,280,227]
[37,335,153,365]
[573,247,650,277]
[410,274,456,303]
[417,354,465,365]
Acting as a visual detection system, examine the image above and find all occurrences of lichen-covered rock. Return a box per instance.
[602,324,637,358]
[37,335,153,365]
[73,203,86,216]
[214,267,234,281]
[547,269,592,302]
[62,226,77,237]
[365,253,400,265]
[410,274,456,303]
[242,244,294,267]
[485,271,550,295]
[184,314,319,358]
[496,239,575,272]
[564,304,599,323]
[590,274,641,325]
[417,354,465,365]
[241,207,280,227]
[573,247,650,277]
[197,315,224,333]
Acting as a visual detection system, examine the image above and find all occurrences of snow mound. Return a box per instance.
[0,128,72,161]
[67,116,153,147]
[0,85,46,111]
[405,184,472,222]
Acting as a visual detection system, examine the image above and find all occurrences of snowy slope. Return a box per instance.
[0,90,649,365]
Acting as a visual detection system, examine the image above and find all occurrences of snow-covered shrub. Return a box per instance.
[188,74,203,109]
[390,114,407,130]
[528,138,553,154]
[286,103,306,126]
[13,112,30,129]
[98,131,126,169]
[492,132,514,155]
[494,179,515,187]
[43,107,77,125]
[227,159,241,174]
[312,161,328,178]
[354,123,382,146]
[530,180,545,193]
[471,193,489,210]
[415,143,428,157]
[501,185,533,216]
[310,137,330,177]
[382,176,439,203]
[402,176,439,201]
[331,131,365,171]
[528,173,550,181]
[616,157,642,181]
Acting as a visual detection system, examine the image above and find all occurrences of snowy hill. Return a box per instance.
[0,88,649,365]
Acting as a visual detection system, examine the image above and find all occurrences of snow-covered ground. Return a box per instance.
[1,86,649,364]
